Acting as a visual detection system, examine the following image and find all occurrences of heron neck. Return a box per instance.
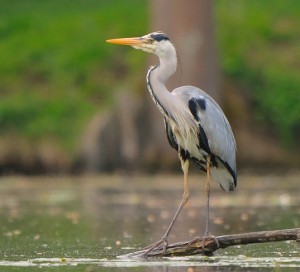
[154,55,177,83]
[146,56,177,119]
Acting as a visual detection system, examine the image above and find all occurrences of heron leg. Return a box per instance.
[204,157,220,248]
[142,159,190,255]
[204,156,211,236]
[164,159,190,238]
[188,156,220,252]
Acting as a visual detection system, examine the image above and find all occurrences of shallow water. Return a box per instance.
[0,174,299,271]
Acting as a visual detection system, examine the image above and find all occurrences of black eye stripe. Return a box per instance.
[150,33,169,42]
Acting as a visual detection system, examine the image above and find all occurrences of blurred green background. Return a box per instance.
[0,0,147,149]
[0,0,299,174]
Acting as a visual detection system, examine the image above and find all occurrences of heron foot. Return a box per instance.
[188,233,220,254]
[121,237,169,259]
[140,236,169,257]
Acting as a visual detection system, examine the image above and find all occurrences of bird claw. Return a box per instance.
[140,236,169,257]
[189,233,220,251]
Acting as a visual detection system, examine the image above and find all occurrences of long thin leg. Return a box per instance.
[205,156,211,236]
[143,159,190,255]
[203,156,219,248]
[164,159,190,238]
[187,156,219,251]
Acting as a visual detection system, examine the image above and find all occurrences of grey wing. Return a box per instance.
[172,86,237,186]
[197,95,236,173]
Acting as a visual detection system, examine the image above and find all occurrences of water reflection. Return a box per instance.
[0,174,299,270]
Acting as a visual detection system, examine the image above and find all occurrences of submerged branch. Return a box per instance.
[121,228,300,258]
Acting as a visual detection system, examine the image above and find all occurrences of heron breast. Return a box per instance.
[172,124,206,161]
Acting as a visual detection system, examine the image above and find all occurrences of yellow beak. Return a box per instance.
[106,37,144,46]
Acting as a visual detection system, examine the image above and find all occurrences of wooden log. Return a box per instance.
[120,228,300,258]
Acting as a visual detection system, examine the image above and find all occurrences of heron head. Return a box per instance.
[107,31,175,58]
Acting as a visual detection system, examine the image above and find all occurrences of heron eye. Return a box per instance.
[148,38,155,44]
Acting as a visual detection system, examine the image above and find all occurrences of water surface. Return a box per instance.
[0,174,299,271]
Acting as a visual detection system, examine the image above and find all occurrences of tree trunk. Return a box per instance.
[81,1,221,172]
[150,0,220,101]
[131,0,221,170]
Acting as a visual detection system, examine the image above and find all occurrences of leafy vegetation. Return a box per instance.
[215,0,300,146]
[0,0,299,154]
[0,0,147,150]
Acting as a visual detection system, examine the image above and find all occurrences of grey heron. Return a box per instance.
[107,31,237,254]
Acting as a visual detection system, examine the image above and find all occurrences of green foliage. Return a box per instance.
[215,0,300,146]
[1,0,299,151]
[0,0,147,149]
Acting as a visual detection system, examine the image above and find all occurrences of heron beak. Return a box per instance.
[106,37,144,46]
